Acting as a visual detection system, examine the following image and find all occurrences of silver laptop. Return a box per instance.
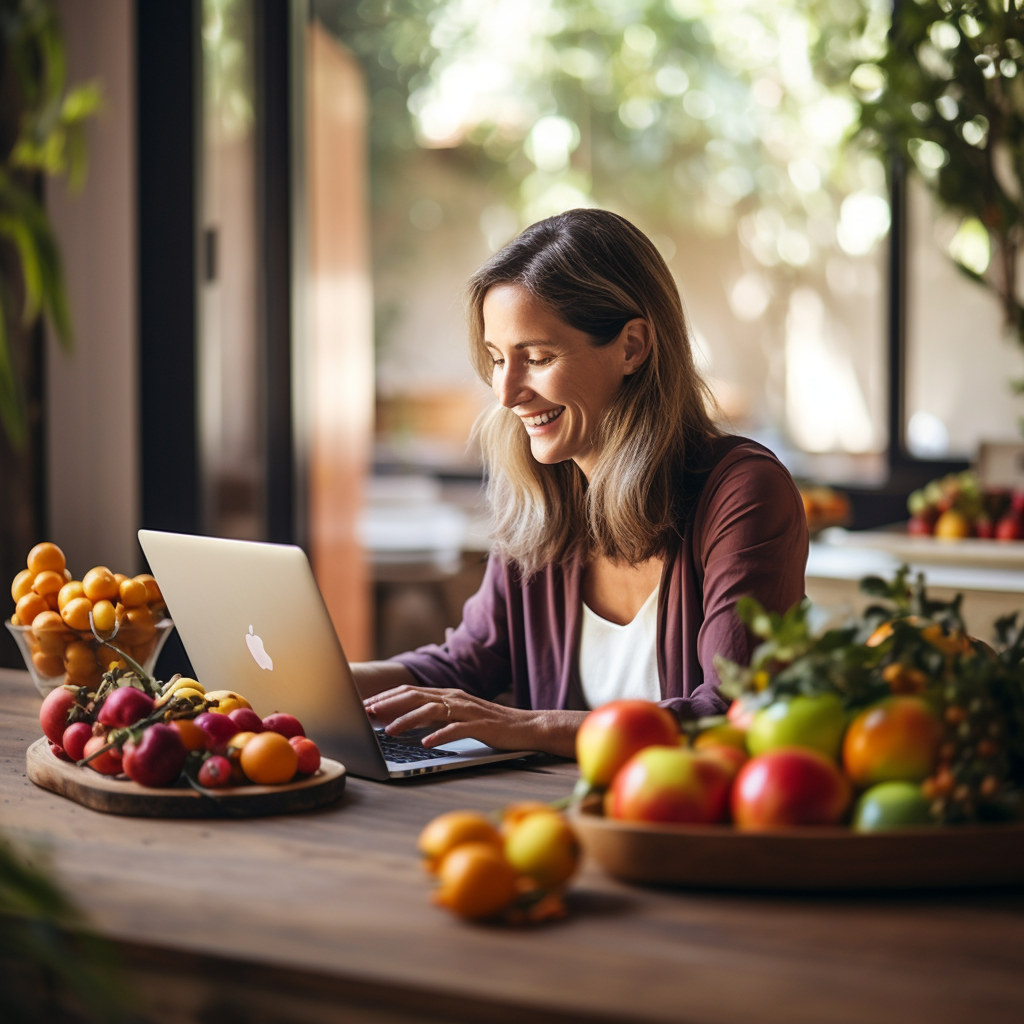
[137,529,534,780]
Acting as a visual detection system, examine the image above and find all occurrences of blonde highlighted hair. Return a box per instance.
[466,209,721,577]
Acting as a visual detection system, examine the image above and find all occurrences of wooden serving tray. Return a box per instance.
[26,737,347,818]
[569,802,1024,891]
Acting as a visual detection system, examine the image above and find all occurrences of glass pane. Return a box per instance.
[905,178,1024,459]
[200,0,265,538]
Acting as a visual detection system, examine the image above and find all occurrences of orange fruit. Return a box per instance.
[499,801,557,838]
[503,812,579,889]
[11,568,34,602]
[57,580,85,613]
[32,651,65,678]
[171,718,208,752]
[31,610,68,656]
[91,599,117,635]
[434,842,518,920]
[417,811,503,872]
[15,592,49,627]
[239,731,298,785]
[61,596,94,632]
[118,577,147,608]
[32,570,65,598]
[27,542,66,576]
[134,573,162,604]
[82,567,119,602]
[64,640,103,682]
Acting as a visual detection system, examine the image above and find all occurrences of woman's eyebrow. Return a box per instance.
[484,339,556,350]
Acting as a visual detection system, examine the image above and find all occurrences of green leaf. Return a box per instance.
[0,288,27,451]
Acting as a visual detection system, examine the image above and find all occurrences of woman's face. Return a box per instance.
[482,284,648,479]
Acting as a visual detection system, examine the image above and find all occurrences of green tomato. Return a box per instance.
[852,781,934,831]
[747,692,846,761]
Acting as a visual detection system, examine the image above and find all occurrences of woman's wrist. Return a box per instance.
[519,708,588,758]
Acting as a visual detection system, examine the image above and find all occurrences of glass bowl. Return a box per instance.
[6,617,175,698]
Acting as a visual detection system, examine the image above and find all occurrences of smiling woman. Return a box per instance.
[353,209,808,757]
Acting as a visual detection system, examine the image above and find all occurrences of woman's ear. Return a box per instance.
[621,319,652,374]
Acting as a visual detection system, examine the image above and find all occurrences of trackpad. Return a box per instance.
[437,736,497,756]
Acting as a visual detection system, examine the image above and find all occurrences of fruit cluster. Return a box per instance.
[417,804,579,923]
[40,660,321,791]
[576,569,1024,832]
[10,542,168,687]
[906,471,1024,540]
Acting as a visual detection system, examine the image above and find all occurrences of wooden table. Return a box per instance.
[3,669,1024,1024]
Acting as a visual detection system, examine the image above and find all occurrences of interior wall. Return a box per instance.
[45,0,138,578]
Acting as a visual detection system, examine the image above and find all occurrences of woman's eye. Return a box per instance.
[491,358,504,367]
[527,356,553,366]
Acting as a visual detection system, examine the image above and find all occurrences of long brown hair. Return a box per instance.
[466,208,721,577]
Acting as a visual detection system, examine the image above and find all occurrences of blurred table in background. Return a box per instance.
[807,528,1024,638]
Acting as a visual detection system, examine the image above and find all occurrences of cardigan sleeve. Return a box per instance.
[389,553,514,701]
[690,448,808,709]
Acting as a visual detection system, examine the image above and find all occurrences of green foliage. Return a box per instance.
[845,0,1024,352]
[0,0,100,450]
[314,0,891,355]
[0,836,130,1022]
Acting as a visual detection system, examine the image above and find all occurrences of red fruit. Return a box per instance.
[289,735,321,775]
[1011,490,1024,514]
[605,745,731,824]
[261,712,305,739]
[696,743,748,781]
[906,514,933,537]
[195,711,239,751]
[83,734,123,775]
[198,754,233,788]
[575,700,680,788]
[39,686,78,745]
[97,686,155,728]
[731,748,851,830]
[49,741,72,761]
[974,515,994,540]
[995,513,1023,541]
[726,696,757,731]
[122,724,187,788]
[229,707,265,733]
[62,722,93,762]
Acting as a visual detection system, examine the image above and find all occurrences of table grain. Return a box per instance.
[2,669,1023,1024]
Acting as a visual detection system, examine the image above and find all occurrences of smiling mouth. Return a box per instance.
[522,408,564,427]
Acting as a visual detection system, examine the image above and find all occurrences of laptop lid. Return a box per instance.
[137,530,531,780]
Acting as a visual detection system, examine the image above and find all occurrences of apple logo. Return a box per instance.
[245,625,273,671]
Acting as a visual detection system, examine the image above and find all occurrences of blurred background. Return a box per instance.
[2,0,1023,670]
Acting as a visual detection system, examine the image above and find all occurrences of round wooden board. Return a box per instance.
[26,737,346,818]
[569,802,1024,891]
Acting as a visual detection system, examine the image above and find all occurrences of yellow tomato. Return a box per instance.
[503,812,579,889]
[32,570,65,598]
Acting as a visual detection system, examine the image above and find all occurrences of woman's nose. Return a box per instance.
[495,363,531,408]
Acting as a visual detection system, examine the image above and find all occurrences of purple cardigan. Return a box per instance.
[393,436,808,720]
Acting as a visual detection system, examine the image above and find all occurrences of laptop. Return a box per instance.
[137,529,535,780]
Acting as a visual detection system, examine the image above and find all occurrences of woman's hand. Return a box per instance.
[362,684,586,758]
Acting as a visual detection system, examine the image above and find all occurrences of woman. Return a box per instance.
[354,209,807,757]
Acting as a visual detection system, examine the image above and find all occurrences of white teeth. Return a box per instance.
[523,408,563,427]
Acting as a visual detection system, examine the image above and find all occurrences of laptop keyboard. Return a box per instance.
[375,730,455,764]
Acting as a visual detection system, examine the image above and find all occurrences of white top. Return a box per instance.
[578,585,661,709]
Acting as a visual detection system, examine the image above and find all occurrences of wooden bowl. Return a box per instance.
[569,801,1024,891]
